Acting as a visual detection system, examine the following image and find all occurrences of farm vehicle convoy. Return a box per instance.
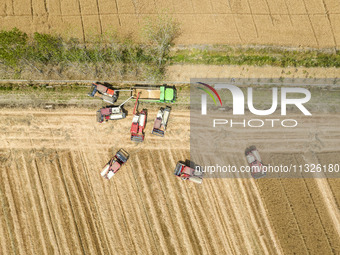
[88,82,266,182]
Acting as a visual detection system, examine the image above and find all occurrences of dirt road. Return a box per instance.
[0,108,339,254]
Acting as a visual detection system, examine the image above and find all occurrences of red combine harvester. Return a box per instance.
[88,82,118,104]
[245,146,266,179]
[130,92,146,142]
[101,149,129,179]
[174,162,203,184]
[97,96,133,123]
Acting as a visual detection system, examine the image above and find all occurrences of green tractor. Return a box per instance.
[131,85,176,103]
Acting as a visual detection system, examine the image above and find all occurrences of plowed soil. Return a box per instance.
[0,108,340,254]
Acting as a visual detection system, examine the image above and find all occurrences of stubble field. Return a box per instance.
[0,106,340,254]
[0,0,339,47]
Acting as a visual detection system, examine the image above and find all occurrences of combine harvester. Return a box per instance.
[130,92,147,142]
[97,96,133,123]
[245,146,266,179]
[88,82,119,104]
[101,149,129,179]
[151,107,171,137]
[174,161,203,184]
[131,85,176,103]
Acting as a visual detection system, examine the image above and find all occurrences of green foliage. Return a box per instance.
[0,28,28,66]
[30,32,63,63]
[1,23,338,81]
[171,47,340,68]
[143,14,181,78]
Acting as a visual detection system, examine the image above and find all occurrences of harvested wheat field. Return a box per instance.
[0,107,340,254]
[0,0,339,47]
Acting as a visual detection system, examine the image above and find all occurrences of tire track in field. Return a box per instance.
[208,153,254,254]
[58,0,63,21]
[164,149,211,254]
[64,151,106,254]
[113,0,121,26]
[232,178,269,254]
[245,0,259,37]
[275,178,308,253]
[188,151,238,254]
[183,149,242,254]
[94,0,102,34]
[19,152,53,255]
[76,0,86,42]
[87,149,131,255]
[282,0,293,25]
[97,134,138,254]
[303,179,335,252]
[143,150,184,254]
[171,149,227,254]
[157,149,207,255]
[78,149,112,254]
[110,177,138,254]
[301,0,319,47]
[0,164,19,255]
[5,152,32,255]
[93,148,135,255]
[206,155,249,254]
[28,135,61,255]
[0,196,11,255]
[43,0,48,13]
[168,149,213,255]
[200,154,244,254]
[38,153,72,255]
[47,118,87,254]
[248,180,283,254]
[131,152,175,254]
[234,154,282,254]
[301,152,340,243]
[147,149,190,254]
[86,150,127,254]
[30,0,33,20]
[95,134,138,254]
[204,180,238,254]
[237,178,278,254]
[321,0,337,48]
[262,0,274,25]
[6,155,37,255]
[118,157,158,255]
[231,13,242,43]
[271,155,309,254]
[54,151,87,254]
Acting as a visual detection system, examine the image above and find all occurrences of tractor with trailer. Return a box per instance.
[174,161,203,184]
[88,82,119,104]
[131,85,176,103]
[245,146,266,179]
[97,96,133,123]
[151,107,171,137]
[130,92,147,142]
[101,149,129,179]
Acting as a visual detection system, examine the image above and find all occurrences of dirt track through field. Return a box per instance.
[0,108,340,254]
[1,0,340,47]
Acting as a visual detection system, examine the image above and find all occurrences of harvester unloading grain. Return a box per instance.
[151,107,171,137]
[97,96,133,123]
[130,92,146,142]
